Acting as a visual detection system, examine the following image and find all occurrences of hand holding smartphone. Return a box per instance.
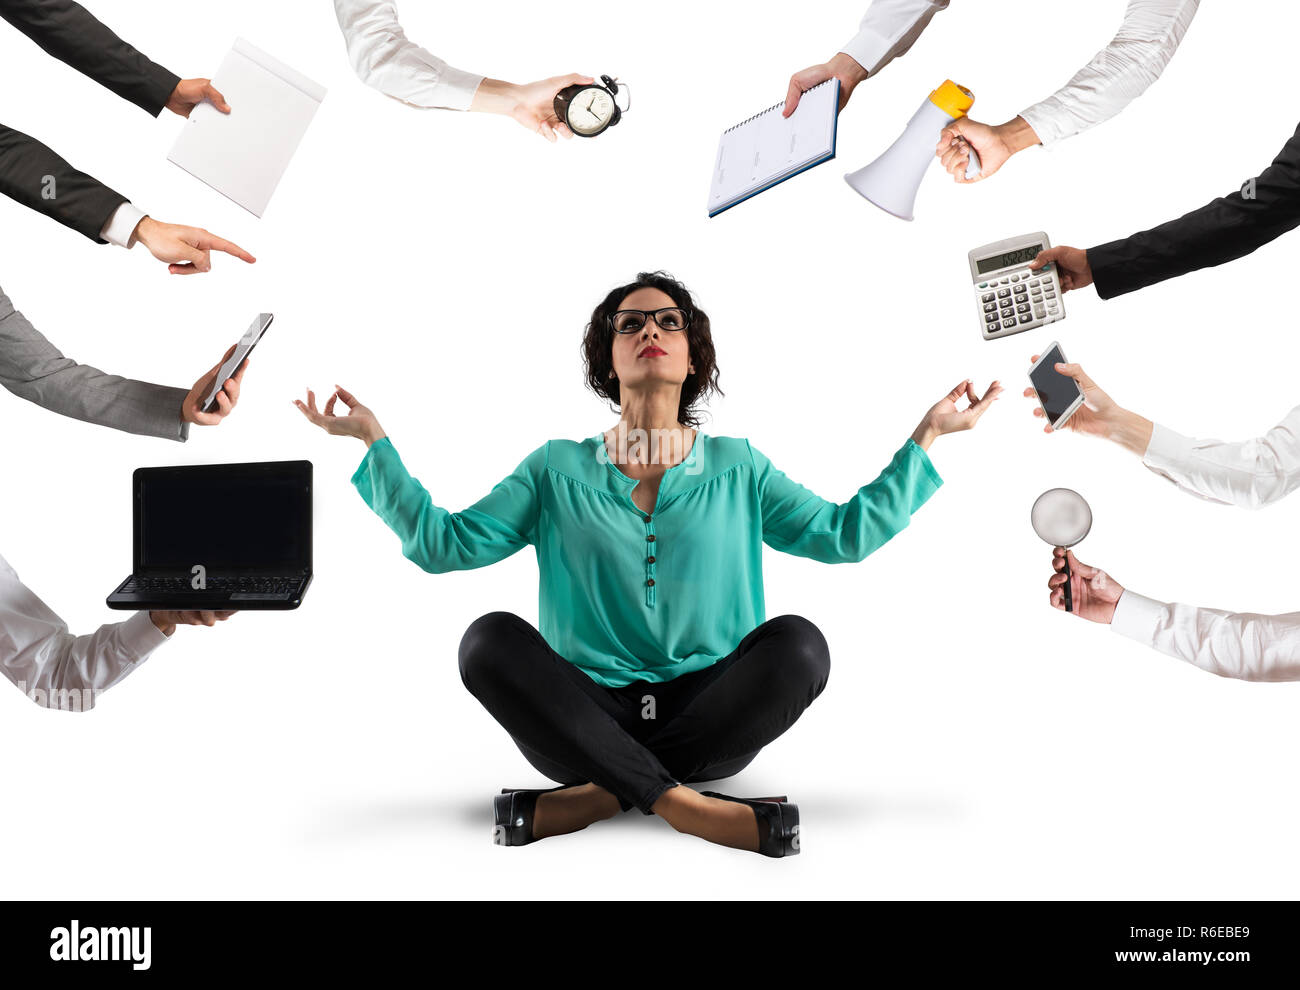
[1027,342,1083,431]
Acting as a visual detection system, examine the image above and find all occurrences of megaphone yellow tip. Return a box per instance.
[929,79,975,118]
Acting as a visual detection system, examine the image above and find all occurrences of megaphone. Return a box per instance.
[845,79,982,220]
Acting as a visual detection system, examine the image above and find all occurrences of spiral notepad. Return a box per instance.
[707,79,840,217]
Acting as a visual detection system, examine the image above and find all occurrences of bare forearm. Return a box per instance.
[1108,408,1154,457]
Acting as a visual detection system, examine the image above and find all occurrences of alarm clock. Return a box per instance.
[553,75,630,137]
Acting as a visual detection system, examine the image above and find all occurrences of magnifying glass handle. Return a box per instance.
[1063,554,1073,613]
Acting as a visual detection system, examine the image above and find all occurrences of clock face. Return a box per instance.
[567,87,615,135]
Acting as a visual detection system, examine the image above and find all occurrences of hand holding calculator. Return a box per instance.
[969,232,1065,341]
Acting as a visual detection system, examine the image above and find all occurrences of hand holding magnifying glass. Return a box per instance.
[1031,488,1125,622]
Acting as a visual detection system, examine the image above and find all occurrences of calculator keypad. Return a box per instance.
[976,264,1063,337]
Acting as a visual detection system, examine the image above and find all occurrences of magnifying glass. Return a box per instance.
[1031,488,1092,613]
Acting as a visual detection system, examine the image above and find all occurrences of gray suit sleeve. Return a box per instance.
[0,284,188,441]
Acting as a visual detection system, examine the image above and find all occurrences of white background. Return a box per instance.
[2,0,1297,899]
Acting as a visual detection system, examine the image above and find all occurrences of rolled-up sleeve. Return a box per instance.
[352,437,544,573]
[1141,410,1300,510]
[333,0,484,110]
[1112,588,1300,682]
[1,557,169,711]
[840,0,949,77]
[1020,0,1199,146]
[751,437,942,564]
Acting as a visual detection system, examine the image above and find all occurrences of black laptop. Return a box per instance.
[107,460,313,611]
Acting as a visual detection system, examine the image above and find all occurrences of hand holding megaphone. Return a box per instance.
[845,79,982,220]
[937,115,1040,184]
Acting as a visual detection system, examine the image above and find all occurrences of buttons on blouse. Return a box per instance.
[642,512,657,607]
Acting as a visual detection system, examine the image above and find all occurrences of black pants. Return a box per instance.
[458,612,831,814]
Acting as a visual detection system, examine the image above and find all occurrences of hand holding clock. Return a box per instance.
[471,74,596,142]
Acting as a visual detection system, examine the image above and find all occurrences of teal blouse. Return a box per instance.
[352,433,943,688]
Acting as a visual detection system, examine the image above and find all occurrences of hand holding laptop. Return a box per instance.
[149,610,238,636]
[107,461,313,612]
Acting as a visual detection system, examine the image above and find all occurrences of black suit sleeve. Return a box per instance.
[1089,123,1300,300]
[0,124,127,241]
[0,0,180,116]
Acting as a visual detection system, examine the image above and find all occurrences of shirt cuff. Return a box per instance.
[440,67,486,110]
[99,203,147,249]
[839,29,894,77]
[1017,103,1063,147]
[904,436,944,491]
[1110,589,1166,645]
[1141,421,1194,472]
[351,436,395,499]
[120,609,171,657]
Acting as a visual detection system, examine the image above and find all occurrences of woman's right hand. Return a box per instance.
[294,386,386,446]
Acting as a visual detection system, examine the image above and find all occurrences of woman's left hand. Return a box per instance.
[294,386,387,446]
[911,379,1002,449]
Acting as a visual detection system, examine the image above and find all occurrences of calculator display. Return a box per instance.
[977,244,1043,274]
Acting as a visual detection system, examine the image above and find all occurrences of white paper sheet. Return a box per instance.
[168,38,326,217]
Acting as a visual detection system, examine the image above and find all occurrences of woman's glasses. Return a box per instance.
[611,308,690,334]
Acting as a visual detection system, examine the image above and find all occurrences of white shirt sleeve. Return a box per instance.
[839,0,950,77]
[98,202,146,249]
[0,553,169,711]
[1141,410,1300,510]
[332,0,485,111]
[1112,589,1300,682]
[1019,0,1199,146]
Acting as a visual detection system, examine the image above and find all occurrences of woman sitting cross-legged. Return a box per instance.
[295,271,1001,857]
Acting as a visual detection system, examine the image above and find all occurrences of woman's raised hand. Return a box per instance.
[911,379,1003,450]
[294,386,387,446]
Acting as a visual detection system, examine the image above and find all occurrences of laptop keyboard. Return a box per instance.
[120,575,299,600]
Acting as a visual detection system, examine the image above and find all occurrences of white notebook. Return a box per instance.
[168,38,326,217]
[707,79,840,217]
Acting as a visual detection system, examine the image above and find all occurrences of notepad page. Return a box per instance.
[708,79,838,215]
[167,38,325,218]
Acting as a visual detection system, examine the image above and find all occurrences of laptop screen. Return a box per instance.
[135,461,312,575]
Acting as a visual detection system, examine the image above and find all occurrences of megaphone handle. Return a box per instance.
[961,138,981,180]
[1063,552,1073,613]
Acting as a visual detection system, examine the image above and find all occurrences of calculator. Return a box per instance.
[969,232,1065,341]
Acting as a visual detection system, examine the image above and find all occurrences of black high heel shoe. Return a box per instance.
[492,785,570,846]
[700,791,800,858]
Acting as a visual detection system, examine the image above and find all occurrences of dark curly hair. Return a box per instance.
[582,271,722,428]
